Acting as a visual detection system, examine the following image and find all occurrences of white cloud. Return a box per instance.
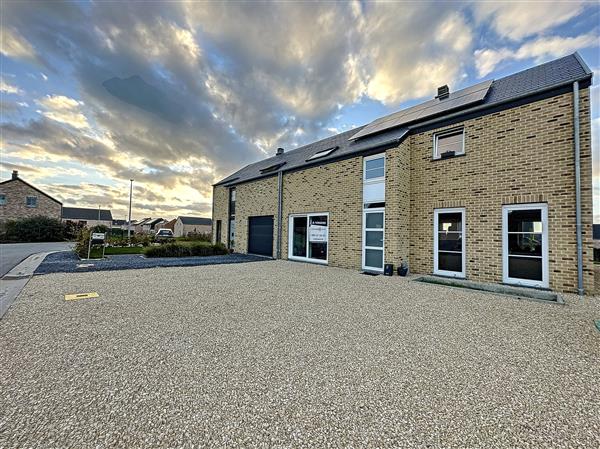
[0,27,39,63]
[0,78,23,94]
[35,95,90,129]
[41,73,48,81]
[475,32,598,77]
[361,7,473,104]
[474,1,587,40]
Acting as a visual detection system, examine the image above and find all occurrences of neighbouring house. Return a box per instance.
[0,170,62,222]
[174,216,212,237]
[112,219,127,229]
[62,207,113,228]
[162,218,176,232]
[213,53,594,294]
[135,217,164,233]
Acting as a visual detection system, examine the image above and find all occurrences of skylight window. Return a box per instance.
[260,162,286,173]
[306,146,339,161]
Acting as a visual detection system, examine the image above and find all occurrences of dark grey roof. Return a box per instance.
[178,216,212,225]
[62,207,113,221]
[147,218,164,226]
[216,53,592,187]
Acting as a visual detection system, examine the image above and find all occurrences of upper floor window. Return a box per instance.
[434,128,464,159]
[229,188,236,217]
[0,194,5,205]
[26,196,37,208]
[364,154,385,181]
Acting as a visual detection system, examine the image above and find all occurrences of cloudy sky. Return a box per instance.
[1,1,599,221]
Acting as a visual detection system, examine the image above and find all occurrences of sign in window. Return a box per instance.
[289,214,328,263]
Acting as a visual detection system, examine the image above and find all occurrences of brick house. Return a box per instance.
[212,53,594,294]
[0,170,62,222]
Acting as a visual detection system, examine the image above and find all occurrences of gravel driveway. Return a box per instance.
[1,261,599,448]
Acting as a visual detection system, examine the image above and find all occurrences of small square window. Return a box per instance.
[364,155,385,181]
[26,196,37,208]
[434,128,464,159]
[0,194,5,205]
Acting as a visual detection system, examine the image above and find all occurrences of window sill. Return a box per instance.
[288,256,328,265]
[432,153,466,162]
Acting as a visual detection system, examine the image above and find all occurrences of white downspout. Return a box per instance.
[573,81,584,295]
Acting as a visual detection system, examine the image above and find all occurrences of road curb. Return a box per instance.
[0,252,55,320]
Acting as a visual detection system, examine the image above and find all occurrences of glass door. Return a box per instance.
[503,204,548,288]
[363,209,384,272]
[434,208,465,277]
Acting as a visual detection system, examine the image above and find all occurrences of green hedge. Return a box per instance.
[143,242,228,258]
[1,216,72,242]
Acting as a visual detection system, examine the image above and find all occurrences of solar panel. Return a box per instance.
[350,80,493,140]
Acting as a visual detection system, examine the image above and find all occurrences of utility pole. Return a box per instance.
[127,179,133,245]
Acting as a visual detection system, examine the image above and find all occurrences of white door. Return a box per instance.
[433,208,466,278]
[363,209,385,272]
[503,203,549,288]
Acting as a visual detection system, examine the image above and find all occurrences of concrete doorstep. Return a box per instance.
[0,252,54,319]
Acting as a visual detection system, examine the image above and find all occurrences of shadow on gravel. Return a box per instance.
[35,251,269,275]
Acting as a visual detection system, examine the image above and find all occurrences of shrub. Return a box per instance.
[1,216,68,242]
[143,242,228,258]
[177,231,212,242]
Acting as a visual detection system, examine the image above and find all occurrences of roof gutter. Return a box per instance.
[573,81,584,296]
[276,170,283,259]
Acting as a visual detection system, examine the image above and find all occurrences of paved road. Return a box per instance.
[0,242,73,277]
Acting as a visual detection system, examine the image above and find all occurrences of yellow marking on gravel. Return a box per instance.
[64,292,99,301]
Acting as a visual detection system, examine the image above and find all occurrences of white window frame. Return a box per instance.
[362,207,385,272]
[433,127,465,160]
[502,203,549,289]
[288,212,329,265]
[433,207,466,278]
[363,153,385,183]
[26,196,37,208]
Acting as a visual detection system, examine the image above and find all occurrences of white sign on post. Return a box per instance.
[91,233,105,241]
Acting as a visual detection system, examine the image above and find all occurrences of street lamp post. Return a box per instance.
[127,179,133,245]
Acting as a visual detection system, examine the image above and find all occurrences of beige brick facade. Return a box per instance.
[0,177,62,222]
[235,176,279,256]
[281,158,364,269]
[213,88,594,293]
[212,185,229,245]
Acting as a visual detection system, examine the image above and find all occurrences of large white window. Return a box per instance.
[433,128,464,159]
[433,208,465,277]
[288,213,328,264]
[362,208,385,272]
[502,203,548,288]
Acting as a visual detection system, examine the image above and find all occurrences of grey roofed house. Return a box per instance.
[216,53,592,187]
[62,206,113,221]
[178,216,212,226]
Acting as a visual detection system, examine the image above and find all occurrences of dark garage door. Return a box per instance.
[248,216,274,257]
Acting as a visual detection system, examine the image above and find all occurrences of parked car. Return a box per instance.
[154,228,174,242]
